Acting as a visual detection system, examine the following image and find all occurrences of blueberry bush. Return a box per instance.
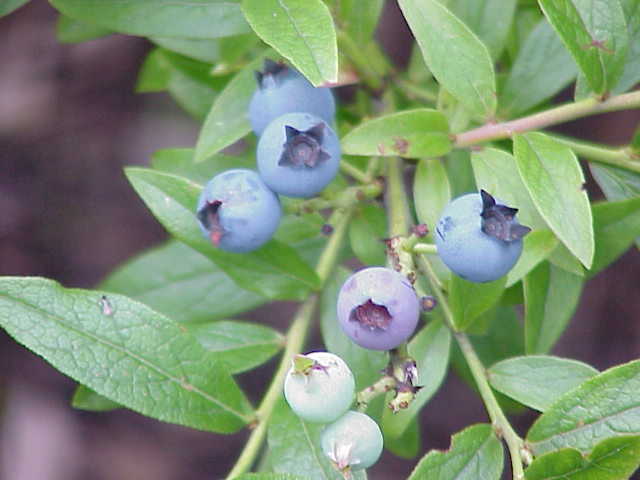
[2,0,640,479]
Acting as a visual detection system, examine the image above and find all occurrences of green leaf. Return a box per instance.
[381,319,451,439]
[471,147,546,230]
[408,424,503,480]
[449,275,506,331]
[525,436,640,480]
[268,399,366,480]
[0,277,253,433]
[241,0,337,85]
[514,133,594,268]
[125,168,320,300]
[445,0,517,60]
[49,0,250,39]
[0,0,29,16]
[151,148,254,185]
[150,36,222,63]
[500,19,577,116]
[341,109,451,159]
[527,359,640,456]
[590,198,640,276]
[72,385,120,411]
[348,203,387,266]
[488,355,598,412]
[194,54,265,162]
[385,420,421,459]
[505,230,558,288]
[320,267,388,390]
[547,242,586,276]
[236,474,306,480]
[136,49,172,92]
[398,0,497,118]
[338,0,384,46]
[523,261,583,354]
[414,158,451,233]
[446,149,477,197]
[188,320,283,374]
[56,15,112,43]
[614,0,640,93]
[101,241,265,324]
[538,0,628,94]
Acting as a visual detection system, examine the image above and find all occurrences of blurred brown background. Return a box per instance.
[1,2,639,479]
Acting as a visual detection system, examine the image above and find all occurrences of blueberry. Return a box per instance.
[196,169,281,253]
[337,267,420,351]
[283,352,355,424]
[435,190,531,283]
[321,411,383,474]
[257,112,341,198]
[249,59,336,136]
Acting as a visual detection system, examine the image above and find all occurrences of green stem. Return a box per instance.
[226,203,356,479]
[456,332,525,480]
[225,296,318,480]
[284,181,382,215]
[455,90,640,149]
[395,78,438,103]
[547,134,640,173]
[340,161,369,183]
[412,243,438,255]
[413,253,525,479]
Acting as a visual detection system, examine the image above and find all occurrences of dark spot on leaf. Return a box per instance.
[392,137,409,155]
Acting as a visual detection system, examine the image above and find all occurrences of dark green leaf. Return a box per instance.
[385,420,421,459]
[547,242,585,276]
[514,133,594,268]
[505,230,558,288]
[500,19,577,116]
[524,261,583,354]
[348,203,387,266]
[101,241,265,324]
[381,319,451,439]
[505,6,542,64]
[488,355,598,412]
[338,0,384,46]
[72,385,120,411]
[188,320,283,373]
[320,267,388,390]
[398,0,497,118]
[408,424,503,480]
[449,275,506,331]
[0,277,253,433]
[0,0,29,16]
[125,168,320,300]
[525,436,640,480]
[241,0,337,85]
[150,36,222,63]
[151,148,254,184]
[527,359,640,456]
[538,0,628,94]
[268,399,366,480]
[194,54,266,162]
[56,14,112,43]
[414,158,451,233]
[614,0,640,93]
[446,0,517,60]
[50,0,250,39]
[342,109,451,158]
[136,49,171,92]
[590,197,640,276]
[446,149,477,197]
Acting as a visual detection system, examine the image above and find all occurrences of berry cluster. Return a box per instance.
[196,60,340,253]
[283,352,382,476]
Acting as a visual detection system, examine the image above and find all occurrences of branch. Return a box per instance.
[455,90,640,149]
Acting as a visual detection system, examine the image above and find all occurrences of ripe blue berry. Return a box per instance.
[196,169,281,253]
[321,411,383,474]
[435,190,531,283]
[256,112,341,198]
[249,59,336,136]
[337,267,420,351]
[284,352,355,424]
